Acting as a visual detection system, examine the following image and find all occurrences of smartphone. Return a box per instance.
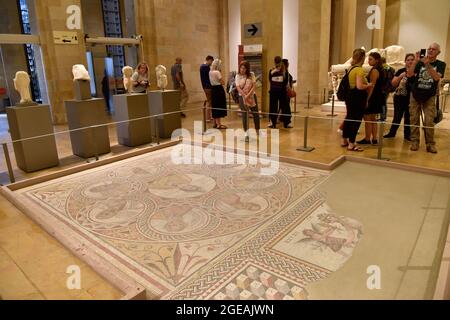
[420,49,427,58]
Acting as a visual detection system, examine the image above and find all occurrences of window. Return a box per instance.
[102,0,126,78]
[17,0,42,103]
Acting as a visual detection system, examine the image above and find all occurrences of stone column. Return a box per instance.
[372,0,386,49]
[218,0,230,81]
[339,0,357,62]
[298,0,331,105]
[32,0,88,124]
[240,0,283,113]
[135,0,224,103]
[383,0,401,47]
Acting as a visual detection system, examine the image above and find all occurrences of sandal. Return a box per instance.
[341,143,349,148]
[217,125,228,130]
[357,139,371,145]
[347,146,364,152]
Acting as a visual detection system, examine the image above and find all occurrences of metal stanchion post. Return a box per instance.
[327,95,337,117]
[246,107,250,131]
[91,127,99,162]
[202,105,207,134]
[297,116,315,152]
[155,116,160,145]
[307,91,311,109]
[377,120,389,161]
[293,93,298,114]
[2,143,15,183]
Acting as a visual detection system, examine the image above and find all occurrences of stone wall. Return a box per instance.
[31,0,88,124]
[135,0,226,105]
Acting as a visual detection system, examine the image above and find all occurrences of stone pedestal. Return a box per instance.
[73,80,91,100]
[148,90,181,139]
[113,93,152,147]
[6,104,59,172]
[65,98,111,158]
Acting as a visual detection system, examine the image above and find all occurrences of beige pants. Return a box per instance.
[204,89,212,119]
[409,94,436,146]
[180,87,189,110]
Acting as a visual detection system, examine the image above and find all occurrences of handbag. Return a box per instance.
[287,87,296,98]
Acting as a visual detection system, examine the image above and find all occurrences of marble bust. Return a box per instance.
[155,65,168,90]
[13,71,32,104]
[72,64,91,81]
[122,66,133,93]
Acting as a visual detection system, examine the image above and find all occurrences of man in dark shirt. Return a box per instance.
[200,56,214,121]
[407,43,446,153]
[171,57,188,118]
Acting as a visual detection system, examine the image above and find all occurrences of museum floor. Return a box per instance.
[0,101,449,300]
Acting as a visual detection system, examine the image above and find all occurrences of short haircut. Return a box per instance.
[206,55,214,61]
[351,49,366,65]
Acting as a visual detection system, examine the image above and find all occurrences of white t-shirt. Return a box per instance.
[131,72,149,93]
[209,70,222,86]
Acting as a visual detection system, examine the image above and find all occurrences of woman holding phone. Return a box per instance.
[131,62,150,93]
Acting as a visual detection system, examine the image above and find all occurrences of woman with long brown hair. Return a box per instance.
[358,52,384,145]
[236,61,260,139]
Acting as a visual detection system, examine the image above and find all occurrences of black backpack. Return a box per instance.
[381,65,396,94]
[336,66,357,102]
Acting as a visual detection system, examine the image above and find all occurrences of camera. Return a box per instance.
[420,49,427,58]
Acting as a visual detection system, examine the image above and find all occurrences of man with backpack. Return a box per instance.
[407,43,446,154]
[380,57,396,121]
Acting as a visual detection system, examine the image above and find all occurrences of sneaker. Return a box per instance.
[410,143,419,151]
[427,145,438,154]
[383,133,396,139]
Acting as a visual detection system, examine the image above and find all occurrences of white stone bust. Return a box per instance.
[72,64,91,81]
[122,66,134,93]
[13,71,32,104]
[155,65,168,90]
[384,45,406,70]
